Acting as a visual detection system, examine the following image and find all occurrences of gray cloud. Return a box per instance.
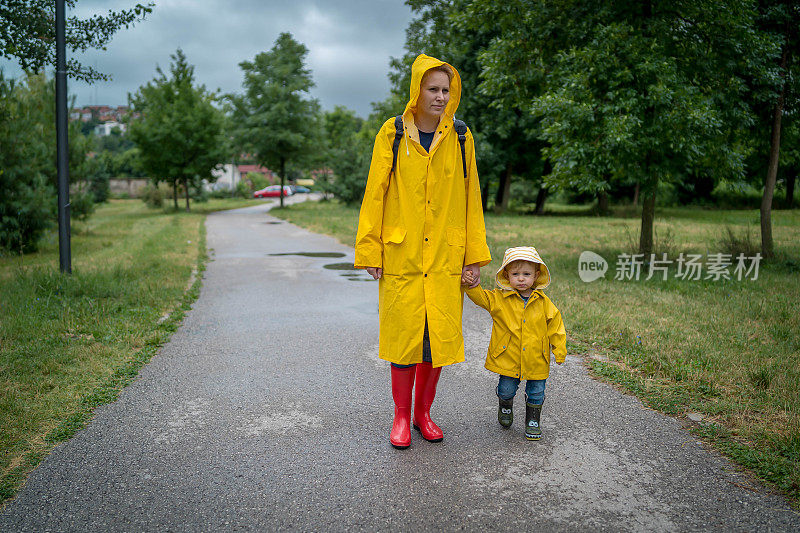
[1,0,413,117]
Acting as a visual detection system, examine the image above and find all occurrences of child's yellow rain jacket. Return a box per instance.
[354,54,491,367]
[466,287,567,380]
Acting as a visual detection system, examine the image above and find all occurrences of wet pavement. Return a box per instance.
[1,199,799,532]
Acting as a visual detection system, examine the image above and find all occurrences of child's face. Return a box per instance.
[506,262,539,293]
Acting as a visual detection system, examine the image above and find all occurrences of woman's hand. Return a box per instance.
[366,267,382,280]
[462,263,481,288]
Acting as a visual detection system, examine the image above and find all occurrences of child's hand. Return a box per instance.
[556,360,564,365]
[461,270,477,287]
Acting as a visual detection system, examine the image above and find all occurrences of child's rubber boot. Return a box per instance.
[498,397,513,428]
[525,402,543,441]
[412,361,444,442]
[390,365,416,449]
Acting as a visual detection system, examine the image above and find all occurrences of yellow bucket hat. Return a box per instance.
[495,246,551,290]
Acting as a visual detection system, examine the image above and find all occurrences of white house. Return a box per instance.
[94,121,126,136]
[208,163,242,191]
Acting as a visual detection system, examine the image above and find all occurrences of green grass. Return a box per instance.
[272,199,800,506]
[0,197,262,502]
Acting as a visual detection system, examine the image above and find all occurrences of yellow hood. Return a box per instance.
[404,54,462,121]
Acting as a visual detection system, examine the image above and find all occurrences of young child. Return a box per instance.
[462,246,566,440]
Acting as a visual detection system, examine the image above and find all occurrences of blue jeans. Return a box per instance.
[497,375,546,404]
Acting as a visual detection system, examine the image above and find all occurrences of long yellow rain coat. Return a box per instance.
[354,54,491,367]
[465,288,567,380]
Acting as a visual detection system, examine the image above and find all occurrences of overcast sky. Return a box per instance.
[0,0,414,117]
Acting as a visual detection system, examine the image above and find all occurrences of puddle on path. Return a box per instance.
[269,252,346,258]
[264,221,283,225]
[341,272,372,282]
[323,262,357,270]
[267,253,371,281]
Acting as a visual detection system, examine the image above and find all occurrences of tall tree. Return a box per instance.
[0,73,92,251]
[128,49,227,211]
[755,1,799,256]
[320,105,369,205]
[465,0,760,254]
[0,1,153,82]
[229,33,320,208]
[0,73,51,252]
[393,0,548,214]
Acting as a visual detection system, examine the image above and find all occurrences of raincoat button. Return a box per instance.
[424,274,427,277]
[523,347,526,351]
[425,238,428,241]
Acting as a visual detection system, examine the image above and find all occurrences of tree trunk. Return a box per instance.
[761,46,788,258]
[632,182,640,208]
[173,181,178,210]
[184,178,190,212]
[494,163,513,214]
[786,171,796,209]
[534,186,548,215]
[597,190,609,215]
[639,190,657,256]
[481,180,489,212]
[279,157,286,209]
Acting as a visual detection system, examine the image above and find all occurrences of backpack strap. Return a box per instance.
[392,115,468,180]
[391,115,404,175]
[453,118,468,179]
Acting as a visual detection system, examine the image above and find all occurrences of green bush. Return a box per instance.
[70,190,95,222]
[209,188,232,199]
[0,74,56,253]
[0,174,53,254]
[235,180,252,199]
[141,184,164,209]
[712,181,764,209]
[246,171,270,192]
[87,173,110,203]
[189,186,209,203]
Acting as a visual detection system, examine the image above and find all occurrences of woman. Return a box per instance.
[355,54,491,449]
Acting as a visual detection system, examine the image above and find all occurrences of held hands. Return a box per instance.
[369,264,479,284]
[461,270,476,287]
[461,263,480,288]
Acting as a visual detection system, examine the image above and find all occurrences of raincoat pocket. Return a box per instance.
[446,226,466,274]
[486,332,516,375]
[381,226,406,275]
[542,339,551,364]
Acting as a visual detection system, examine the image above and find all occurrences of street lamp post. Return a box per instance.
[56,0,72,273]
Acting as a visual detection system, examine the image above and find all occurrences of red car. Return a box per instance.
[254,185,294,198]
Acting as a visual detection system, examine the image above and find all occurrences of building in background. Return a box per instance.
[209,164,243,191]
[94,121,127,136]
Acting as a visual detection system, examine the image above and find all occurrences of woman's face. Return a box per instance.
[418,70,450,121]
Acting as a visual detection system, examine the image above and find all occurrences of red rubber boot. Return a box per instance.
[389,365,415,449]
[412,362,444,442]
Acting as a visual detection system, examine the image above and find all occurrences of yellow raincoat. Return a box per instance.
[354,54,491,367]
[465,288,567,380]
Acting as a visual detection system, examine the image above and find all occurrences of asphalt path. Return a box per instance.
[2,198,799,532]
